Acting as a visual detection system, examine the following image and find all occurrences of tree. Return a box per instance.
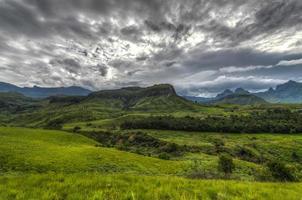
[218,154,234,178]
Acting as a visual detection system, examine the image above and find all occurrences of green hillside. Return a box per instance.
[1,84,205,128]
[1,127,302,199]
[1,84,302,199]
[87,84,197,111]
[0,127,186,175]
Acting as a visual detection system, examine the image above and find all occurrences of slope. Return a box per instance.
[0,127,187,174]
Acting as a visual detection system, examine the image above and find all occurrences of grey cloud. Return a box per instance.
[183,48,301,71]
[94,64,108,77]
[121,25,140,36]
[50,58,82,74]
[199,0,302,45]
[0,0,302,95]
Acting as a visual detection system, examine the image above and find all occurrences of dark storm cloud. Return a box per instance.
[183,48,302,71]
[0,0,301,94]
[198,0,302,46]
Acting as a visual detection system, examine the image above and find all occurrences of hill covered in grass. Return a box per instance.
[0,127,187,174]
[0,127,302,199]
[0,84,204,128]
[87,84,196,110]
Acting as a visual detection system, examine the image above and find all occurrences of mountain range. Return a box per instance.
[2,80,302,104]
[255,80,302,103]
[0,84,197,127]
[184,80,302,104]
[0,82,91,98]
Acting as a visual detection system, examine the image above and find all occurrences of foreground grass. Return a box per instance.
[0,173,301,200]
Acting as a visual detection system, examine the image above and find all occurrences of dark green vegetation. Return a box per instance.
[121,107,302,133]
[1,84,302,199]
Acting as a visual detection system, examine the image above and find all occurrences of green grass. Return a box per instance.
[1,127,302,199]
[1,173,302,200]
[146,130,302,163]
[0,127,188,175]
[0,127,272,181]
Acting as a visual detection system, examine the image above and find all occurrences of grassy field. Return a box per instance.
[0,127,265,180]
[1,127,302,199]
[1,173,302,200]
[147,130,302,164]
[0,127,188,175]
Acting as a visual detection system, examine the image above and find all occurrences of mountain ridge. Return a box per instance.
[0,82,91,98]
[184,80,302,104]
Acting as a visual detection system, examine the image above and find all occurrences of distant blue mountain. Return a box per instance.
[255,80,302,103]
[182,96,212,103]
[0,82,91,98]
[184,80,302,104]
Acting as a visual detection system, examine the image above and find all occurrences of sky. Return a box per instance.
[0,0,302,97]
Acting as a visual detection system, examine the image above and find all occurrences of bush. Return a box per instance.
[218,154,234,177]
[267,161,296,182]
[291,152,300,162]
[73,126,82,133]
[160,143,179,153]
[158,153,170,160]
[213,138,225,153]
[235,146,263,163]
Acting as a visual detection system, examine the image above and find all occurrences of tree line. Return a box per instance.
[121,108,302,133]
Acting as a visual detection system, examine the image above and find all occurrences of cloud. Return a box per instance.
[219,65,274,73]
[0,0,301,94]
[277,58,302,66]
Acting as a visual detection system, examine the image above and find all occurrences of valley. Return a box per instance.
[1,84,302,199]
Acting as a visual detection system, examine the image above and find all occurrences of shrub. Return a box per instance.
[161,143,178,153]
[218,154,234,177]
[158,153,170,160]
[235,146,263,163]
[291,152,300,162]
[0,155,8,172]
[267,161,296,182]
[73,126,82,133]
[213,138,225,153]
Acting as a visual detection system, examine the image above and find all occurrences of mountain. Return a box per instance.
[87,84,196,110]
[0,92,39,112]
[0,82,91,98]
[216,89,234,99]
[211,93,268,105]
[183,89,235,103]
[0,84,199,127]
[184,88,266,105]
[182,96,212,103]
[256,80,302,103]
[234,88,250,95]
[185,81,302,105]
